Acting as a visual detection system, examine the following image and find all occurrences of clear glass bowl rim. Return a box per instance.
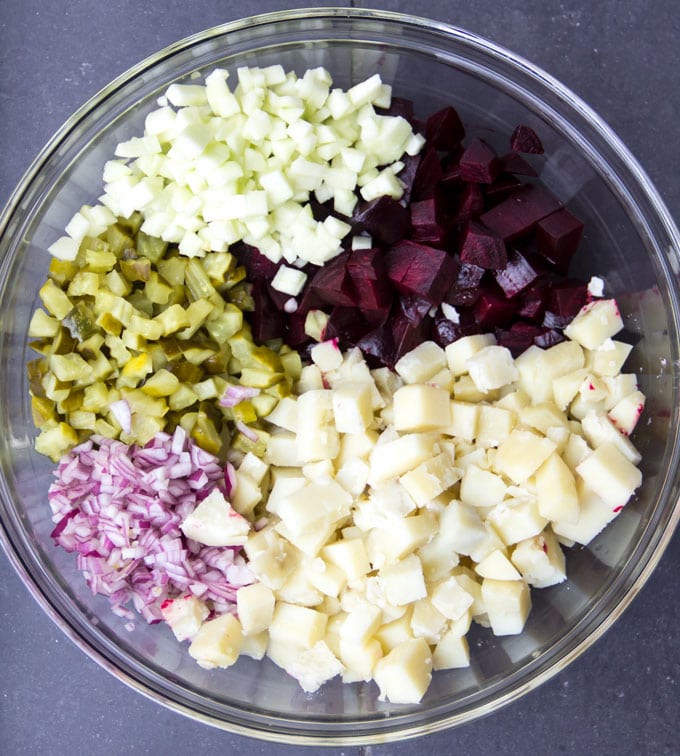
[1,6,679,746]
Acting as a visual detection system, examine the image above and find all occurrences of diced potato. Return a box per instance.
[459,465,507,508]
[494,430,556,484]
[511,530,566,588]
[534,452,579,523]
[161,595,209,641]
[373,637,433,704]
[552,479,621,545]
[365,512,437,566]
[236,582,275,635]
[268,603,328,649]
[229,469,262,516]
[487,497,548,546]
[188,613,243,669]
[581,410,641,464]
[445,400,480,441]
[180,488,250,546]
[476,405,516,447]
[575,442,642,510]
[475,549,522,581]
[608,391,645,436]
[332,381,373,433]
[445,333,496,376]
[466,345,518,392]
[308,558,347,598]
[433,629,470,671]
[267,639,343,693]
[589,339,633,377]
[339,637,383,683]
[395,341,447,383]
[430,576,474,620]
[410,598,447,643]
[564,299,624,350]
[368,433,437,485]
[379,554,427,606]
[393,384,451,432]
[481,578,531,636]
[399,453,460,507]
[323,539,371,582]
[374,610,414,653]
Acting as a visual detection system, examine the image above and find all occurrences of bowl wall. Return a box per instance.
[0,9,679,744]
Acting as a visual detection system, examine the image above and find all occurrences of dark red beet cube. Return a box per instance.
[460,138,502,184]
[425,106,465,150]
[500,151,538,177]
[385,240,458,305]
[518,280,550,322]
[376,96,415,122]
[346,248,393,311]
[460,221,508,270]
[412,145,444,201]
[392,311,431,366]
[479,184,563,241]
[510,124,544,154]
[352,195,412,245]
[484,174,525,204]
[535,208,585,272]
[399,295,432,325]
[496,322,545,356]
[409,198,446,246]
[548,280,588,320]
[308,251,356,307]
[448,182,485,225]
[285,311,312,347]
[473,288,518,329]
[534,328,565,349]
[241,244,280,281]
[397,153,422,205]
[493,248,539,297]
[357,323,396,369]
[324,306,368,345]
[250,280,286,342]
[432,310,480,347]
[444,261,484,306]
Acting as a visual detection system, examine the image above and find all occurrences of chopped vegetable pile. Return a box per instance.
[27,65,647,705]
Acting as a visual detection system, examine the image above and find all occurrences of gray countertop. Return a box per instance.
[1,2,678,754]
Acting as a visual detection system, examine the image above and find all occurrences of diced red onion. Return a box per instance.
[219,384,260,408]
[109,399,132,434]
[235,421,258,443]
[48,429,256,630]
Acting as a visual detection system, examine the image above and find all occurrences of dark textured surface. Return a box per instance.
[1,2,679,754]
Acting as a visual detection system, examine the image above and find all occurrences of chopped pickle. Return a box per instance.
[43,373,71,403]
[96,311,123,336]
[185,258,220,304]
[105,224,135,256]
[177,298,215,340]
[249,345,283,372]
[28,310,60,339]
[127,290,154,317]
[50,353,92,382]
[204,305,243,343]
[35,421,79,461]
[82,382,110,412]
[251,393,278,417]
[141,368,180,397]
[68,410,97,431]
[129,314,163,341]
[57,389,85,414]
[144,272,172,305]
[48,258,79,287]
[62,301,97,341]
[220,264,247,290]
[231,426,270,457]
[202,251,235,284]
[157,256,187,286]
[230,400,258,425]
[119,352,153,387]
[168,384,199,411]
[31,396,57,427]
[190,411,223,456]
[226,282,255,311]
[193,376,228,402]
[106,269,132,297]
[181,345,216,366]
[202,343,231,374]
[136,230,167,263]
[240,367,283,389]
[154,303,190,335]
[167,359,204,384]
[117,212,143,235]
[39,279,73,319]
[67,270,99,297]
[27,359,48,398]
[120,256,152,282]
[280,349,303,381]
[84,248,117,272]
[76,332,105,360]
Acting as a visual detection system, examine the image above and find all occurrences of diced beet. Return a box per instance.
[460,221,508,270]
[296,282,324,315]
[361,307,390,328]
[285,311,312,347]
[493,248,539,297]
[448,183,484,225]
[346,248,393,311]
[440,163,463,187]
[444,261,484,306]
[432,310,480,347]
[534,328,565,349]
[424,106,465,150]
[548,280,588,320]
[496,322,545,356]
[399,295,432,325]
[391,311,431,366]
[241,244,280,281]
[324,306,368,345]
[385,240,458,305]
[308,251,356,307]
[356,323,396,369]
[409,198,446,246]
[510,124,544,154]
[535,208,585,272]
[500,151,538,177]
[397,153,422,205]
[352,196,412,245]
[376,96,415,122]
[479,184,563,241]
[412,145,443,201]
[517,280,550,322]
[266,283,294,311]
[484,174,525,204]
[473,287,518,329]
[250,280,286,342]
[459,138,502,184]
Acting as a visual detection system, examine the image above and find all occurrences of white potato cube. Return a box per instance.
[534,452,579,523]
[339,637,383,683]
[365,512,437,566]
[237,451,269,484]
[277,479,351,537]
[399,453,461,507]
[493,430,556,484]
[265,430,302,467]
[322,538,371,582]
[310,339,344,371]
[433,630,470,670]
[180,489,250,546]
[374,611,414,653]
[466,345,518,392]
[161,594,209,641]
[336,457,370,496]
[590,339,633,376]
[337,429,379,466]
[332,381,373,433]
[446,400,480,441]
[268,639,343,693]
[236,582,275,635]
[410,598,447,643]
[265,396,298,432]
[487,496,548,546]
[475,549,522,581]
[368,433,437,485]
[296,389,340,462]
[379,554,427,606]
[476,405,516,447]
[511,530,566,588]
[564,299,624,350]
[481,578,531,636]
[552,480,621,545]
[308,558,347,597]
[268,602,328,649]
[445,333,496,376]
[229,469,262,516]
[430,576,474,620]
[460,465,507,508]
[608,390,645,436]
[240,631,268,660]
[435,500,488,557]
[552,368,589,411]
[576,442,642,510]
[373,637,433,704]
[393,384,452,431]
[340,603,382,644]
[395,341,447,383]
[188,613,243,669]
[580,410,641,464]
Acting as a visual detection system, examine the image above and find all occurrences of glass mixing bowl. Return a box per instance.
[0,7,679,746]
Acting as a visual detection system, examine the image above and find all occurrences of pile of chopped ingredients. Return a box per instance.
[28,65,646,705]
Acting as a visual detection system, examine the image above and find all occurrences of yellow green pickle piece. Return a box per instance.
[201,251,235,284]
[28,309,60,339]
[84,248,117,273]
[39,279,73,319]
[120,256,152,282]
[189,411,223,456]
[168,384,199,411]
[144,272,172,305]
[154,303,189,335]
[67,271,99,298]
[251,393,278,417]
[204,305,243,343]
[106,270,132,297]
[48,259,79,287]
[82,382,110,413]
[136,230,167,264]
[105,224,135,257]
[31,396,57,427]
[240,367,283,389]
[231,426,270,457]
[141,368,180,397]
[68,410,97,431]
[157,256,187,287]
[50,353,92,382]
[34,421,79,462]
